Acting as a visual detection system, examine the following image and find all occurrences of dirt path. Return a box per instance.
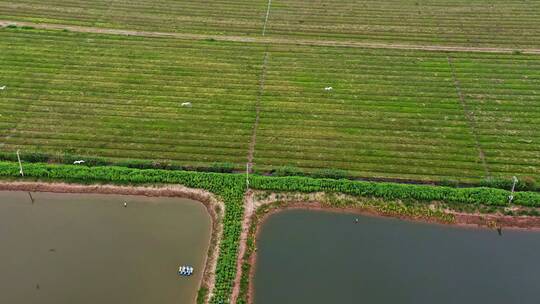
[229,190,260,303]
[3,20,540,54]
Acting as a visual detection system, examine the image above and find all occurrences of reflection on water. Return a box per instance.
[0,191,211,304]
[255,210,540,304]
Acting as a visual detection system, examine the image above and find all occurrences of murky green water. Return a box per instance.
[255,210,540,304]
[0,191,211,304]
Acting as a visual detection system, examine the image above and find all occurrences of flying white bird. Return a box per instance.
[73,160,85,164]
[181,102,192,107]
[324,86,333,91]
[0,86,6,90]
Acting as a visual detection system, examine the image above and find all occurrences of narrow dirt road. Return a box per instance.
[229,190,265,303]
[2,20,540,54]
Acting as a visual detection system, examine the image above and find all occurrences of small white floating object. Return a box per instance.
[178,265,194,276]
[73,160,85,164]
[123,202,127,208]
[324,86,333,91]
[0,86,6,90]
[181,102,192,107]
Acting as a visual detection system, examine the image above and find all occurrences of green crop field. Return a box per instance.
[0,28,265,167]
[1,27,538,182]
[1,0,539,184]
[267,0,540,48]
[254,45,540,181]
[1,0,540,48]
[0,0,269,36]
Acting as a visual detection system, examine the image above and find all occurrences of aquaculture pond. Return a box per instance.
[254,210,540,304]
[0,191,211,304]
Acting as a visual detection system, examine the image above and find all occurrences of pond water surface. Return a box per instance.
[0,191,211,304]
[254,209,540,304]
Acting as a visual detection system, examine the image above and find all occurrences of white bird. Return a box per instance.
[0,86,6,90]
[324,86,333,91]
[73,160,85,164]
[181,102,192,107]
[123,202,127,208]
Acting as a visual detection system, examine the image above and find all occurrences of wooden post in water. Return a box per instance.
[28,192,35,204]
[16,150,24,177]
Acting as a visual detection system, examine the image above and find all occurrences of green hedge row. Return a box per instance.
[0,151,237,173]
[2,152,538,192]
[249,175,540,207]
[0,161,244,304]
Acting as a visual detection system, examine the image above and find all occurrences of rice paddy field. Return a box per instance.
[1,0,539,48]
[0,0,539,184]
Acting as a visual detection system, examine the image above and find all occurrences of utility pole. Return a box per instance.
[508,176,518,203]
[16,149,24,177]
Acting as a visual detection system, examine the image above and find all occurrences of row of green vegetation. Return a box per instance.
[249,175,540,207]
[1,0,539,47]
[2,151,538,192]
[0,151,238,173]
[1,28,538,184]
[1,161,540,303]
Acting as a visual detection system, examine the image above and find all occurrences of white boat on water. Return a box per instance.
[178,266,194,276]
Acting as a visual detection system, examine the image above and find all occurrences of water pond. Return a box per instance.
[254,209,540,304]
[0,191,211,304]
